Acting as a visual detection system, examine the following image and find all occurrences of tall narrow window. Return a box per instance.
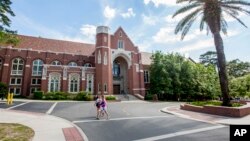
[104,51,107,65]
[49,73,61,92]
[68,62,77,67]
[86,74,94,94]
[69,74,79,93]
[51,60,61,66]
[11,58,24,75]
[104,83,107,93]
[32,59,43,76]
[144,70,150,83]
[98,50,101,64]
[98,83,101,92]
[117,40,124,49]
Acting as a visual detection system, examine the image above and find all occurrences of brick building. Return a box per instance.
[0,26,151,97]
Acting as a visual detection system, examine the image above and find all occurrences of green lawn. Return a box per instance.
[0,123,34,141]
[189,101,243,107]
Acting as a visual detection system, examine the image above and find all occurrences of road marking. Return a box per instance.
[133,125,225,141]
[73,115,170,123]
[46,102,58,114]
[6,102,30,110]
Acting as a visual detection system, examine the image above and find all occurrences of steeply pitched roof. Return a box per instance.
[141,52,152,65]
[15,35,95,56]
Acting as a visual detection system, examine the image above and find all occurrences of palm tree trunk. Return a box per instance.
[213,32,231,106]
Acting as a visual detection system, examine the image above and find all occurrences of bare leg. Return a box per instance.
[96,108,100,119]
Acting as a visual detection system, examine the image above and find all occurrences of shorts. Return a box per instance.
[100,106,107,111]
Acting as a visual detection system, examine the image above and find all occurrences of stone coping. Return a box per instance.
[181,102,250,117]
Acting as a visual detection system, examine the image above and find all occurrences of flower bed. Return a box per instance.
[181,102,250,117]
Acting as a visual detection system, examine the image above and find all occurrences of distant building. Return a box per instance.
[0,26,151,97]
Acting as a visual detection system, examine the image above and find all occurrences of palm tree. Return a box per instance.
[173,0,250,106]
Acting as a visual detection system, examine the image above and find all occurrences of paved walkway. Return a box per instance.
[0,108,86,141]
[161,106,250,125]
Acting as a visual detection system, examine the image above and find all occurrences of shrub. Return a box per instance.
[144,93,153,100]
[34,91,44,99]
[0,82,8,100]
[105,95,116,100]
[43,92,68,100]
[74,91,90,101]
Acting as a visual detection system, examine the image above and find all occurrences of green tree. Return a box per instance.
[229,74,250,98]
[227,59,250,78]
[199,51,217,67]
[0,0,19,45]
[173,0,250,106]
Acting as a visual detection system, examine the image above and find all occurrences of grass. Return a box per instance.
[0,123,34,141]
[189,101,243,107]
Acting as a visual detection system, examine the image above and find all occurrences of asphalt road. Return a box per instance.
[0,100,230,141]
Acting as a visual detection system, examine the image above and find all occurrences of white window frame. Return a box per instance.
[51,60,61,66]
[118,40,124,49]
[86,74,94,94]
[9,77,22,85]
[104,51,107,65]
[68,62,77,67]
[11,58,24,75]
[84,63,92,67]
[98,50,101,64]
[144,70,150,83]
[32,59,43,76]
[30,87,41,94]
[48,73,61,92]
[68,73,80,93]
[9,87,21,95]
[31,78,41,85]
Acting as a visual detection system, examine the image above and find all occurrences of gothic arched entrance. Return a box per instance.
[112,56,129,94]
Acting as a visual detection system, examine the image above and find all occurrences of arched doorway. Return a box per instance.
[113,56,128,94]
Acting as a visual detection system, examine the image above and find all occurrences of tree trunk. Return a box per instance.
[213,32,231,106]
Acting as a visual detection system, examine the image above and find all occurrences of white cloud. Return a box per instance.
[121,8,136,18]
[144,0,181,7]
[177,39,214,53]
[142,14,157,25]
[80,24,96,43]
[103,6,116,19]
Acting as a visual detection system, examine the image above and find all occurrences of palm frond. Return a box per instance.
[173,3,201,18]
[223,0,250,6]
[221,4,250,15]
[181,18,196,40]
[175,8,202,34]
[224,10,248,27]
[220,16,228,35]
[199,15,206,31]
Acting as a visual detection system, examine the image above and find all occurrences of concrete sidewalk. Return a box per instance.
[0,109,87,141]
[161,106,250,125]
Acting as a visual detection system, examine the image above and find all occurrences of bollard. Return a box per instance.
[7,93,10,105]
[10,93,14,105]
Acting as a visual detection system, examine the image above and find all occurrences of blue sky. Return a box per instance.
[10,0,250,62]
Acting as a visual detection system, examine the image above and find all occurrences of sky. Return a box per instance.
[9,0,250,62]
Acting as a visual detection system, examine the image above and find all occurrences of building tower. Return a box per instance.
[95,26,113,95]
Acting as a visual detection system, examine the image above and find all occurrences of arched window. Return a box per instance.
[113,60,120,76]
[68,74,80,93]
[68,62,77,67]
[11,58,24,75]
[84,63,92,67]
[49,73,61,92]
[32,59,43,76]
[51,60,61,66]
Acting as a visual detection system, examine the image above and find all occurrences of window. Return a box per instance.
[49,73,61,92]
[11,58,24,75]
[86,74,94,94]
[68,74,79,93]
[98,83,101,92]
[68,62,77,67]
[117,40,124,49]
[104,83,107,93]
[51,60,61,66]
[32,59,43,76]
[113,60,120,76]
[9,87,21,95]
[10,78,22,85]
[104,52,107,65]
[31,78,41,85]
[104,36,107,42]
[119,31,122,37]
[144,70,150,83]
[30,87,41,94]
[98,50,101,64]
[84,63,92,67]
